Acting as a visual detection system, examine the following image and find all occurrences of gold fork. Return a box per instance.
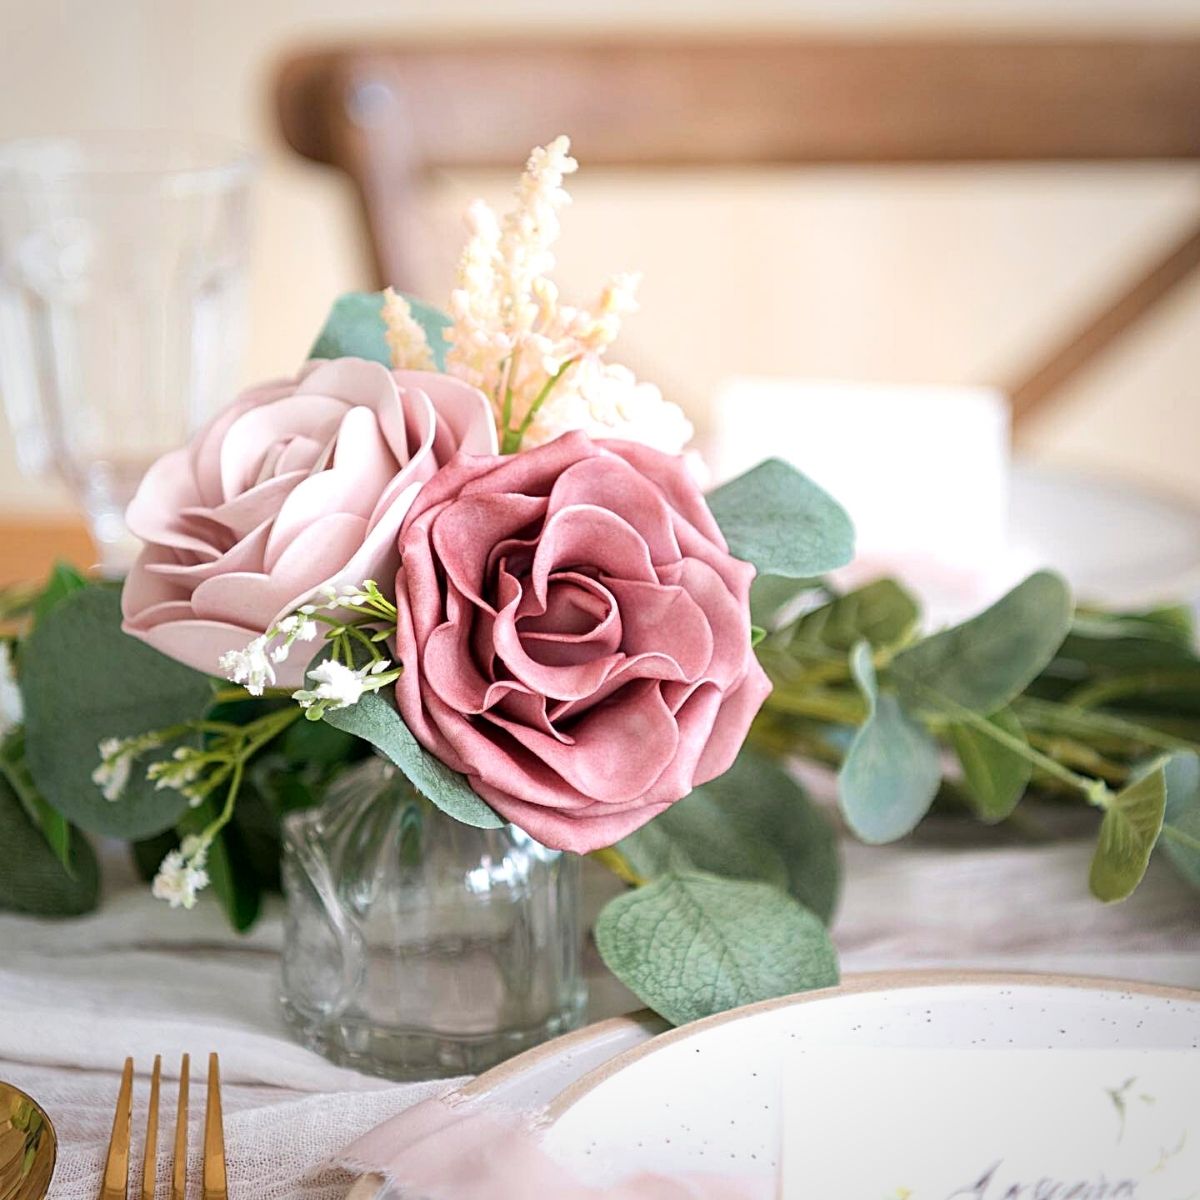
[99,1053,227,1200]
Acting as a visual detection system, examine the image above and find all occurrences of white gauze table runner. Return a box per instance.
[2,815,1199,1199]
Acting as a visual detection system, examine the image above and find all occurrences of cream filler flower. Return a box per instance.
[398,134,696,456]
[0,642,22,738]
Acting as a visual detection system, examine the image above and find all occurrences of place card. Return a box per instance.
[783,1047,1200,1199]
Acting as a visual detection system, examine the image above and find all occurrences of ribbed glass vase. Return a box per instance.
[280,757,586,1079]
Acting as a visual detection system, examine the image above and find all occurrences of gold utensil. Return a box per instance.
[0,1080,57,1200]
[99,1053,227,1200]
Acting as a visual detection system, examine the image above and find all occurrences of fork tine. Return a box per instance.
[202,1053,228,1200]
[140,1055,161,1200]
[99,1057,134,1200]
[171,1054,189,1200]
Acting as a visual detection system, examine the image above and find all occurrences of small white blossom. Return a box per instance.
[294,659,370,711]
[0,642,21,737]
[92,733,163,802]
[151,840,210,910]
[218,636,275,696]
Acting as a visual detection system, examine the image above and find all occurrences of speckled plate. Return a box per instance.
[540,971,1200,1187]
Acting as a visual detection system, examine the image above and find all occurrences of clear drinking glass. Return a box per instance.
[0,133,253,574]
[280,757,587,1080]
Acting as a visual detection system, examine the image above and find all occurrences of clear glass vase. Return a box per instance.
[280,757,587,1079]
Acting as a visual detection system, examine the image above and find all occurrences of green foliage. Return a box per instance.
[594,869,838,1026]
[706,459,854,579]
[617,748,841,923]
[779,579,919,660]
[948,707,1032,823]
[748,575,822,630]
[30,561,88,627]
[323,692,502,829]
[838,642,940,844]
[22,586,214,838]
[891,571,1072,715]
[309,291,452,370]
[1089,765,1167,902]
[1159,752,1200,890]
[0,771,98,916]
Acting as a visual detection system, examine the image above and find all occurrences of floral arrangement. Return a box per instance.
[2,138,1199,1027]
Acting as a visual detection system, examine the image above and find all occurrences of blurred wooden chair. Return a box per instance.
[275,36,1200,429]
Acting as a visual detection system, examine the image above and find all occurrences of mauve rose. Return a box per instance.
[393,430,772,853]
[122,358,496,684]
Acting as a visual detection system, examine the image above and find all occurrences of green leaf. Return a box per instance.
[748,574,822,630]
[178,802,262,932]
[1,730,73,871]
[31,561,88,627]
[309,291,452,371]
[891,571,1072,715]
[1062,604,1197,671]
[838,641,941,844]
[705,459,854,579]
[0,772,99,916]
[1089,765,1167,902]
[948,707,1031,822]
[22,586,214,838]
[595,870,839,1026]
[323,692,503,829]
[1159,752,1200,889]
[781,578,920,659]
[617,748,841,923]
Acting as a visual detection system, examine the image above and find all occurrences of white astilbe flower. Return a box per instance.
[443,136,690,454]
[219,635,275,696]
[0,642,22,737]
[382,287,435,370]
[151,835,210,910]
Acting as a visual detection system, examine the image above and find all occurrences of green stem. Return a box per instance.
[1017,697,1200,756]
[1161,823,1200,855]
[501,358,577,453]
[1065,668,1200,711]
[943,698,1110,807]
[760,688,865,725]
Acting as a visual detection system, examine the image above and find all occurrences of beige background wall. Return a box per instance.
[2,0,1199,513]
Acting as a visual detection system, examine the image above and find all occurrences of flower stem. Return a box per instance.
[502,357,577,453]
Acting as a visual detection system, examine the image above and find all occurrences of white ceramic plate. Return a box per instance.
[1010,463,1200,607]
[540,971,1200,1187]
[353,1010,669,1199]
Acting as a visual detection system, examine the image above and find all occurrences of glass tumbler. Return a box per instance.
[0,134,253,574]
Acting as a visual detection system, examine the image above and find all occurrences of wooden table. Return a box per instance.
[0,517,96,587]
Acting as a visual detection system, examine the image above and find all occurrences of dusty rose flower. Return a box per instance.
[122,358,496,684]
[393,431,772,852]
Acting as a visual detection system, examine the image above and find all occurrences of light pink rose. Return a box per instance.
[122,358,496,684]
[393,431,772,853]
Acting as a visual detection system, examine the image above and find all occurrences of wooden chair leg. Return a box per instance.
[1009,215,1200,433]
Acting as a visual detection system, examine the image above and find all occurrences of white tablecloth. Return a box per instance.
[2,817,1198,1199]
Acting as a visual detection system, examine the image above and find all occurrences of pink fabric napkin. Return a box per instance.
[334,1096,769,1199]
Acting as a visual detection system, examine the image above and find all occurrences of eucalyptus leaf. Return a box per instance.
[839,641,941,844]
[323,692,503,829]
[595,869,839,1026]
[1062,604,1196,671]
[0,773,98,916]
[22,586,214,838]
[891,571,1072,716]
[1089,765,1167,902]
[1160,752,1200,889]
[31,561,88,627]
[616,748,841,923]
[705,459,854,579]
[948,707,1031,823]
[781,578,919,659]
[748,574,822,630]
[309,291,452,371]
